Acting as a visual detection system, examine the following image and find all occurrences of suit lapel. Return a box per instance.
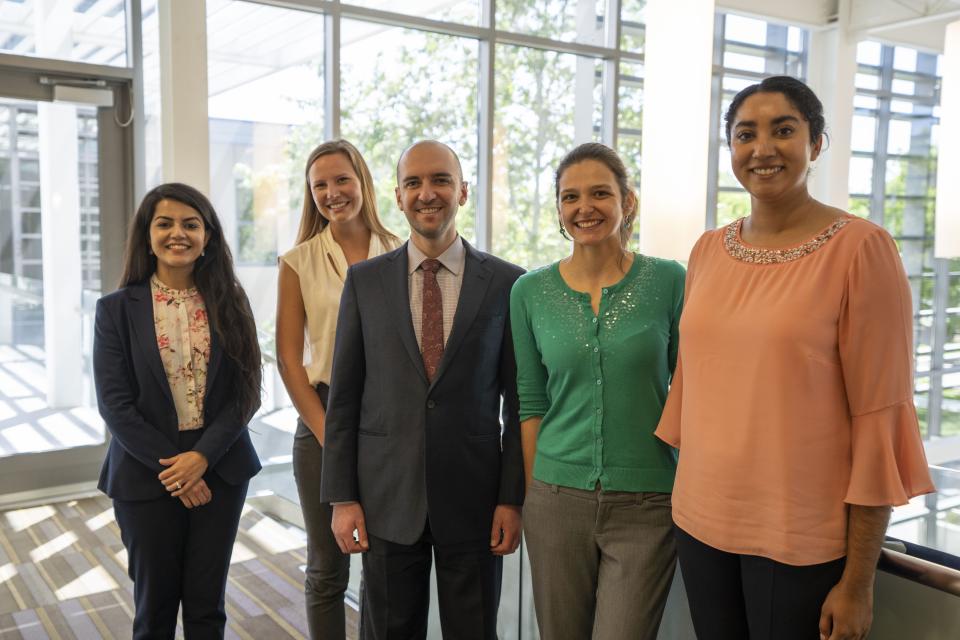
[128,282,175,407]
[430,240,492,389]
[381,244,429,384]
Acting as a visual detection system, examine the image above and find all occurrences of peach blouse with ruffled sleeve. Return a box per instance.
[655,214,934,566]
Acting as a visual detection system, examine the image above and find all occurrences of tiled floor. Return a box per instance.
[0,495,358,639]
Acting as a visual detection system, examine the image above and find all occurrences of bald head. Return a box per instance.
[396,140,463,185]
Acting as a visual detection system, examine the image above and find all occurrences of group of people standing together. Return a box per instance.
[93,75,934,640]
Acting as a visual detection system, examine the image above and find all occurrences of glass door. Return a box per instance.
[0,58,135,501]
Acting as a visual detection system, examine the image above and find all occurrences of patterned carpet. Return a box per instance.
[0,495,358,639]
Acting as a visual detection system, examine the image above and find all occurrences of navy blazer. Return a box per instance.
[320,240,525,546]
[93,281,261,501]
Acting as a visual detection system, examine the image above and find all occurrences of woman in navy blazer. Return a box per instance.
[93,183,262,639]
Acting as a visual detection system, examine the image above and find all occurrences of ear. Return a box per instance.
[810,134,823,162]
[458,181,468,206]
[624,189,638,218]
[395,186,403,210]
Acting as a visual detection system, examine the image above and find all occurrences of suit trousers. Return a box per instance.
[360,522,502,640]
[112,429,248,640]
[674,526,846,640]
[522,479,676,640]
[292,383,351,640]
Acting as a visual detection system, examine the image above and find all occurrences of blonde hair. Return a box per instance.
[295,139,399,246]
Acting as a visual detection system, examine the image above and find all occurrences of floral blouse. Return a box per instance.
[151,275,211,430]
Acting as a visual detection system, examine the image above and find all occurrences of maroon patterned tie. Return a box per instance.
[420,259,444,382]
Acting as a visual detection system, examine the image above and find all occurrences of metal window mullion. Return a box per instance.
[868,46,894,228]
[601,0,621,147]
[127,0,145,203]
[928,259,949,438]
[706,12,726,231]
[324,7,340,141]
[475,0,494,253]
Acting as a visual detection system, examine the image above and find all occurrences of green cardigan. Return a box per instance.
[510,254,684,492]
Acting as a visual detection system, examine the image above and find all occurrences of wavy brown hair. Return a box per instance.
[295,139,399,246]
[119,183,262,422]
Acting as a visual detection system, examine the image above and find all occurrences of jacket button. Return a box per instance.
[427,400,436,409]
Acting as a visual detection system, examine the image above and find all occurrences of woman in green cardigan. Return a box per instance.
[510,143,684,640]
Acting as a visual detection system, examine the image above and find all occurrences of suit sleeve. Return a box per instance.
[93,298,180,471]
[497,270,526,506]
[320,267,365,503]
[193,290,261,467]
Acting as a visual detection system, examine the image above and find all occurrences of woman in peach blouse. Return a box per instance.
[655,76,934,640]
[94,183,262,638]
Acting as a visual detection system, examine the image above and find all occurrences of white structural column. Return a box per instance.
[639,0,715,260]
[159,0,210,193]
[35,0,83,407]
[806,0,857,208]
[935,20,960,258]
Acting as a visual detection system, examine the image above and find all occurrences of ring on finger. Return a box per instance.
[175,481,182,490]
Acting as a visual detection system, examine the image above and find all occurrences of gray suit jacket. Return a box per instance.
[320,239,525,545]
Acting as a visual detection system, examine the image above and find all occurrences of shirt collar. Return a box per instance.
[407,234,465,276]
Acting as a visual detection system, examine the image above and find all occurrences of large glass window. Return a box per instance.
[708,13,809,228]
[848,41,959,441]
[492,46,603,268]
[0,0,127,66]
[340,20,479,243]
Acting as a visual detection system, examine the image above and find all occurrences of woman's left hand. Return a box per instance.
[818,579,873,640]
[158,451,209,497]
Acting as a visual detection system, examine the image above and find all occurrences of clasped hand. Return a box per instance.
[159,451,210,508]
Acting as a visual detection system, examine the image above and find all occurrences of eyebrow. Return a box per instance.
[154,215,202,223]
[403,172,454,182]
[734,115,801,129]
[560,183,613,194]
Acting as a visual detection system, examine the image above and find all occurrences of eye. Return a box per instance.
[775,126,795,136]
[434,177,452,185]
[404,180,420,189]
[735,130,754,142]
[593,189,611,198]
[337,177,350,184]
[560,193,577,202]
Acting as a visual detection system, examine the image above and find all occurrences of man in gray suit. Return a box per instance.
[320,140,525,639]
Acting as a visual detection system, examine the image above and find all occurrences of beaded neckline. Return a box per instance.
[723,217,851,264]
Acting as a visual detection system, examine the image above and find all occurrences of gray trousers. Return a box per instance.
[523,479,677,640]
[293,383,351,640]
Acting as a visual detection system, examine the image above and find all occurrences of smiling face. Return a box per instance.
[557,159,635,249]
[729,91,822,202]
[395,142,467,245]
[308,151,364,227]
[149,199,208,282]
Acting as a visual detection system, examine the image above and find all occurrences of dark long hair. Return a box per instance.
[119,183,262,422]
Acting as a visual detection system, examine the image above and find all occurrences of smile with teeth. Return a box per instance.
[325,201,349,211]
[166,244,191,250]
[418,207,442,214]
[574,219,603,229]
[752,166,783,176]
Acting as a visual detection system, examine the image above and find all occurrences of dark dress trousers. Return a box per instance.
[93,281,261,639]
[320,240,525,639]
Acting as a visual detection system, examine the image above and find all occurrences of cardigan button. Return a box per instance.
[427,400,436,409]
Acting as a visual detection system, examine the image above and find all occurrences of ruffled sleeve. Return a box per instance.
[654,353,683,447]
[655,233,703,449]
[840,227,935,506]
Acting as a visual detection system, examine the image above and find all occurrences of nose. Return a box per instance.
[417,184,436,202]
[751,134,775,158]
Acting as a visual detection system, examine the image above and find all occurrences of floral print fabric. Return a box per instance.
[151,275,210,430]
